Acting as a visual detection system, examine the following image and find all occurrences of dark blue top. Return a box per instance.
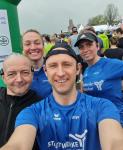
[30,67,52,98]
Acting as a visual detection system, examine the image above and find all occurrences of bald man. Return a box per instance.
[0,53,41,149]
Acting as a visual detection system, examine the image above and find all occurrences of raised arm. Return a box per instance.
[0,125,36,150]
[99,119,123,150]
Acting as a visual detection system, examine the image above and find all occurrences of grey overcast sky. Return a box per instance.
[18,0,123,34]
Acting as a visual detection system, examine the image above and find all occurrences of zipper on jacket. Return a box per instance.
[3,102,14,144]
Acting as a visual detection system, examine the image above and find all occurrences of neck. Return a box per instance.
[32,59,43,70]
[53,86,77,106]
[7,89,28,96]
[88,55,100,66]
[111,45,117,48]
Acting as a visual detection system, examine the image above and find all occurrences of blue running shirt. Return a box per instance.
[83,58,123,125]
[15,92,120,150]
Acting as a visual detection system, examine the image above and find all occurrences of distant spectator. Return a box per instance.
[43,35,54,55]
[68,26,80,55]
[104,36,123,60]
[116,27,123,48]
[98,31,110,52]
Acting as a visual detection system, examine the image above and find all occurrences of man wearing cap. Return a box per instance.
[75,31,123,127]
[1,44,123,150]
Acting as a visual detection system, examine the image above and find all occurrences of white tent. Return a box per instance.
[93,25,109,32]
[78,24,84,33]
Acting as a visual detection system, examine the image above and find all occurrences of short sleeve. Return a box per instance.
[96,98,120,123]
[15,105,39,129]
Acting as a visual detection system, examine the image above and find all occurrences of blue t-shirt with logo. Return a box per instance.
[15,92,120,150]
[30,67,52,98]
[83,57,123,125]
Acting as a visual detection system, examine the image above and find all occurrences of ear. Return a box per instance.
[76,63,81,76]
[43,65,47,77]
[0,69,6,83]
[0,68,4,76]
[97,43,100,50]
[31,66,34,72]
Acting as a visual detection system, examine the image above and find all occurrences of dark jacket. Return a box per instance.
[104,48,123,60]
[0,87,41,149]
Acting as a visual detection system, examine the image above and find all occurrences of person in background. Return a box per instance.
[104,36,123,60]
[98,30,110,52]
[116,27,123,49]
[75,31,123,126]
[0,53,41,149]
[68,26,80,56]
[0,44,123,150]
[22,29,52,98]
[58,33,68,44]
[43,35,54,55]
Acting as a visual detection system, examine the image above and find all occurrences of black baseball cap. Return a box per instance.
[44,42,80,64]
[74,32,98,47]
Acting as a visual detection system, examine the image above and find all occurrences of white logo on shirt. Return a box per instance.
[53,113,61,120]
[69,129,88,148]
[72,115,80,120]
[93,71,100,75]
[93,80,104,91]
[42,79,48,82]
[48,129,88,149]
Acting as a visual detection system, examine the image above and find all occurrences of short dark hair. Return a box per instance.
[110,36,118,45]
[72,26,78,33]
[83,26,96,34]
[116,28,123,34]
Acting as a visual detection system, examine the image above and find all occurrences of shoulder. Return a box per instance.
[80,93,107,107]
[79,93,120,122]
[0,87,7,102]
[102,57,123,66]
[27,89,42,100]
[15,95,52,128]
[0,87,6,93]
[19,94,52,114]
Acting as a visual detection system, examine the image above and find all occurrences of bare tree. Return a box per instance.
[104,3,119,25]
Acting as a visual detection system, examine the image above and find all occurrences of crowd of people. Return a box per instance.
[0,25,123,150]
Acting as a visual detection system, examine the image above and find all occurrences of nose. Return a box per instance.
[30,43,36,49]
[15,73,23,82]
[57,66,65,76]
[80,46,88,54]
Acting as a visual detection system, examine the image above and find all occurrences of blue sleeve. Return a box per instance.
[15,105,39,129]
[107,59,123,78]
[96,98,120,123]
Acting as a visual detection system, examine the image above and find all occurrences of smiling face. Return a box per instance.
[3,56,33,96]
[23,31,44,61]
[44,53,81,96]
[78,40,99,65]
